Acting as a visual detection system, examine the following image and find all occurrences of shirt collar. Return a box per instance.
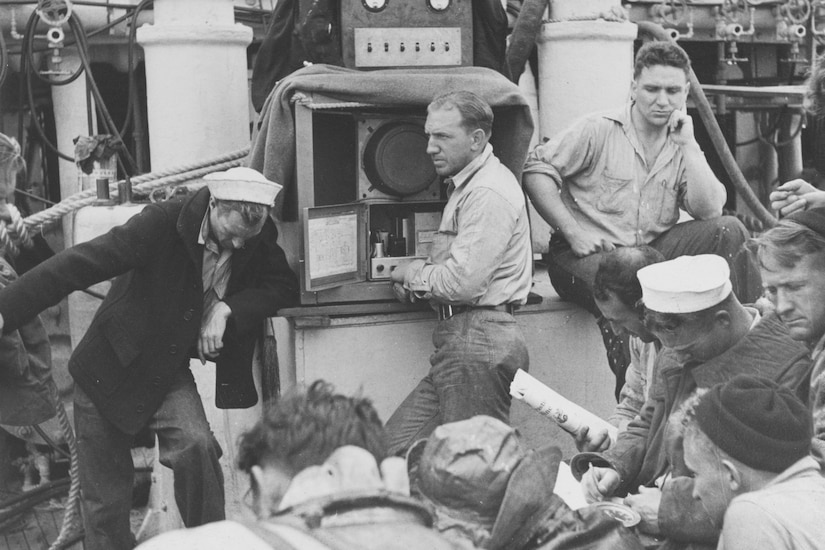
[450,143,493,191]
[198,206,220,253]
[812,330,825,356]
[604,103,632,128]
[762,456,822,489]
[608,102,679,169]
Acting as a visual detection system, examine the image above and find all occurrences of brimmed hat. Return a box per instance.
[203,167,282,206]
[405,416,576,550]
[637,254,732,313]
[694,375,812,473]
[407,417,524,547]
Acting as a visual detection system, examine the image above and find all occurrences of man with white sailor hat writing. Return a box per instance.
[574,254,810,549]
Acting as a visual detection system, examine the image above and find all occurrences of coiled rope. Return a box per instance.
[47,378,80,550]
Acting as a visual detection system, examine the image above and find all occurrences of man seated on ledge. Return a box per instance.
[386,90,532,457]
[137,380,462,550]
[678,375,825,550]
[522,40,762,395]
[575,254,810,549]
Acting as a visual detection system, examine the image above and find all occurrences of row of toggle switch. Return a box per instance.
[366,41,451,53]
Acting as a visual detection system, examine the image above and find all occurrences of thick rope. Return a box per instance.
[47,379,81,550]
[7,204,33,250]
[0,222,19,257]
[23,147,250,235]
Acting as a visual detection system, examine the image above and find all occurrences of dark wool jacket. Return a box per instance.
[0,188,299,434]
[572,311,812,548]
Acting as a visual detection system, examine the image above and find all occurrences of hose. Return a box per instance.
[505,0,550,83]
[635,20,777,229]
[0,22,8,90]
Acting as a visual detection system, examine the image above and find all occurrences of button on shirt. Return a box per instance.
[403,144,532,306]
[523,104,690,246]
[199,208,232,314]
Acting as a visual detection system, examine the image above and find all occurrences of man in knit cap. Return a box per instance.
[0,167,299,549]
[755,205,825,466]
[575,254,810,548]
[679,375,825,550]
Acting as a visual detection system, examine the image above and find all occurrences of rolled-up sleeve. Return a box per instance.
[404,187,520,304]
[522,117,599,188]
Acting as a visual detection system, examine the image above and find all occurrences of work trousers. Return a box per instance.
[546,216,763,397]
[74,366,225,550]
[385,308,529,456]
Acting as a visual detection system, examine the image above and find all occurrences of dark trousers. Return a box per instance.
[546,216,762,398]
[74,366,225,550]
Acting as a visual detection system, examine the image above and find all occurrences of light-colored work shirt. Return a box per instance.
[199,208,232,314]
[609,337,659,431]
[718,456,825,550]
[523,103,693,246]
[404,144,532,306]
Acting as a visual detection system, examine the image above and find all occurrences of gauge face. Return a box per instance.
[363,0,388,12]
[428,0,451,11]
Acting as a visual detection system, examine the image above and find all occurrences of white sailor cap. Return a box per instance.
[637,254,732,314]
[203,167,282,206]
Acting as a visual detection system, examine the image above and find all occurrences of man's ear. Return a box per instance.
[249,465,265,517]
[251,464,265,491]
[713,309,732,329]
[720,459,742,492]
[471,128,486,150]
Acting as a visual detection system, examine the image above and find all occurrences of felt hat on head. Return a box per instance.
[407,416,568,550]
[203,167,282,206]
[637,254,732,313]
[407,416,525,546]
[694,374,812,473]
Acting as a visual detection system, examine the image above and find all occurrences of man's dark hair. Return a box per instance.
[428,91,494,138]
[236,380,387,475]
[633,40,691,79]
[214,198,270,226]
[754,219,825,269]
[593,246,665,307]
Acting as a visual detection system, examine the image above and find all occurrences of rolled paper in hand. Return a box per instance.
[510,369,618,444]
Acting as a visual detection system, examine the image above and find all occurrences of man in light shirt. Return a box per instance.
[387,90,532,456]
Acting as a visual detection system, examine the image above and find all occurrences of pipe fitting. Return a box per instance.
[721,22,743,39]
[46,26,64,45]
[789,23,807,38]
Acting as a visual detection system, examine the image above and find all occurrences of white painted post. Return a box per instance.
[50,50,96,248]
[136,0,252,170]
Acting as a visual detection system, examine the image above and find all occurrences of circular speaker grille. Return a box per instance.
[363,120,436,197]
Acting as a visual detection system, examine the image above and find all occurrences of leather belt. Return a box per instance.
[437,303,517,321]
